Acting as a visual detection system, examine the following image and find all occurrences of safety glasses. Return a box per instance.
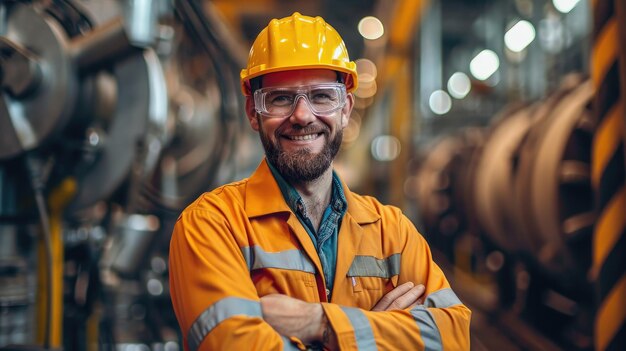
[254,83,347,118]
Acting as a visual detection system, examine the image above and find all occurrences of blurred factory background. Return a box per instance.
[0,0,624,350]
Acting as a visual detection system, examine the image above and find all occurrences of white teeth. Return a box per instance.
[290,134,318,141]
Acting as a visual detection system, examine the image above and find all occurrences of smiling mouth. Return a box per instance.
[285,133,322,141]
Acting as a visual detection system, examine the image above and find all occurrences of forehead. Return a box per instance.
[262,69,337,88]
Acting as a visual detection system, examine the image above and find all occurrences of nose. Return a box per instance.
[289,95,316,125]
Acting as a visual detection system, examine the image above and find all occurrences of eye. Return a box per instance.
[268,93,294,107]
[309,90,337,103]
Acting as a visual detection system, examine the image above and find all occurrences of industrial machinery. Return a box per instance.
[413,75,595,350]
[0,0,251,350]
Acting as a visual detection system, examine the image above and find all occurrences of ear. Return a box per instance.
[340,92,355,128]
[245,96,260,131]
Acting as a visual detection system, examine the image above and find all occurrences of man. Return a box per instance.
[169,12,471,351]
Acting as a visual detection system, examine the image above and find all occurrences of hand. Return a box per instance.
[371,282,425,311]
[260,294,324,344]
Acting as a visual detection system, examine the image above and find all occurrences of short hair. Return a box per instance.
[250,76,263,93]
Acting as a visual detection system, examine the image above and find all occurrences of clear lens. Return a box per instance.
[254,83,347,118]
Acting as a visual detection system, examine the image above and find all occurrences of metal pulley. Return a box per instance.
[0,2,169,214]
[66,48,168,215]
[413,128,485,253]
[414,74,595,287]
[470,105,534,252]
[512,76,595,285]
[0,3,80,160]
[468,76,587,255]
[0,3,147,159]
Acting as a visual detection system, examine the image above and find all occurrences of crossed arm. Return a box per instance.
[170,208,471,350]
[260,282,426,349]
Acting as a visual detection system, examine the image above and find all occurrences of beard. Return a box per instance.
[258,117,343,183]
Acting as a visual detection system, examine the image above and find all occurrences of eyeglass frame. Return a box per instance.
[253,83,348,118]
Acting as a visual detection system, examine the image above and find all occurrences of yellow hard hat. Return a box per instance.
[240,12,358,96]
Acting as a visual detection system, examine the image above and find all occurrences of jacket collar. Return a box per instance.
[245,158,380,224]
[245,159,292,217]
[341,181,380,225]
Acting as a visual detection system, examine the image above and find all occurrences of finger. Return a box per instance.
[388,284,425,310]
[388,285,422,310]
[371,282,415,311]
[412,285,427,308]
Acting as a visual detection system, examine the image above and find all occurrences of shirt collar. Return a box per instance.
[266,159,348,218]
[266,160,304,215]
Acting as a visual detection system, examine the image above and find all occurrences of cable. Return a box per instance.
[24,154,54,350]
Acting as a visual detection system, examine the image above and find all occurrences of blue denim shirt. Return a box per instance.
[267,161,347,298]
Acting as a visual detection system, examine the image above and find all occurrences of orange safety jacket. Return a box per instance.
[169,159,471,350]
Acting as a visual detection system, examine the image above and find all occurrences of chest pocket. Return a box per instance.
[242,245,318,299]
[242,245,315,272]
[347,253,401,291]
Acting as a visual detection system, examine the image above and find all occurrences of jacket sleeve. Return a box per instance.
[169,205,299,351]
[322,215,471,351]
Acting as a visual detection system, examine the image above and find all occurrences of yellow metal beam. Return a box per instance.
[383,0,429,206]
[378,0,429,88]
[36,178,76,347]
[388,0,427,52]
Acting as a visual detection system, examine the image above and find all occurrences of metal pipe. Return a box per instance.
[70,17,139,73]
[124,0,158,47]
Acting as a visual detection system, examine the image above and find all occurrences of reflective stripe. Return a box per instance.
[241,245,316,273]
[408,288,460,351]
[341,306,376,350]
[410,306,443,351]
[423,288,462,309]
[347,253,401,278]
[188,297,262,351]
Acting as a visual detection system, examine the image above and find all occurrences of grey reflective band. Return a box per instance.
[341,306,377,350]
[347,253,401,278]
[423,288,462,309]
[408,288,461,351]
[188,297,262,351]
[241,245,316,273]
[410,306,443,351]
